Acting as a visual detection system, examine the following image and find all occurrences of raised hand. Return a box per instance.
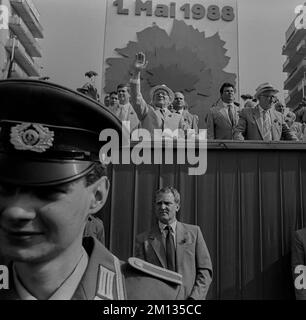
[133,52,148,72]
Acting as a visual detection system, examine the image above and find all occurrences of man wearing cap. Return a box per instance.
[207,83,240,140]
[135,187,212,300]
[234,83,298,141]
[129,52,183,137]
[0,79,183,300]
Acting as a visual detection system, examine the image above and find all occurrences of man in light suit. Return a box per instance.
[171,92,199,135]
[135,187,213,300]
[234,83,298,141]
[116,84,139,132]
[129,52,184,137]
[207,82,240,140]
[291,228,306,300]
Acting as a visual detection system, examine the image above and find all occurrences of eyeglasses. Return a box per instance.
[260,95,276,101]
[154,91,168,97]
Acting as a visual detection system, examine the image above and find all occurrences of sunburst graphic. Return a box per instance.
[105,19,236,126]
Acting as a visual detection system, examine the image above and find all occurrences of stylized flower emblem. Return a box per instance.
[105,19,236,126]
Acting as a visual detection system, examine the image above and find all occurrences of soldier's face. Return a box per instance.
[155,192,179,225]
[0,177,106,263]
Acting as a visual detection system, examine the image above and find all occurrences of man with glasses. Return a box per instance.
[129,52,183,137]
[234,83,298,141]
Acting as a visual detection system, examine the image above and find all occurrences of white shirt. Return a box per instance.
[13,247,88,300]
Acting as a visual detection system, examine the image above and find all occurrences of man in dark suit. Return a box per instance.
[291,228,306,300]
[135,187,213,300]
[207,82,240,140]
[0,79,183,300]
[234,83,298,141]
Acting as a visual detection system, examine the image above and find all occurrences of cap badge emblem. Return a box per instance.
[10,123,54,153]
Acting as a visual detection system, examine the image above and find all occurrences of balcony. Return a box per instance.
[8,62,28,78]
[283,39,306,73]
[284,59,306,90]
[285,80,304,109]
[5,38,40,76]
[282,17,306,55]
[9,15,42,57]
[10,0,43,38]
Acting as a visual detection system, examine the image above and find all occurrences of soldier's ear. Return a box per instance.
[88,176,109,214]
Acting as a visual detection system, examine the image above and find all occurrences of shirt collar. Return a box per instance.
[258,105,269,114]
[158,220,177,235]
[13,247,88,300]
[222,101,234,108]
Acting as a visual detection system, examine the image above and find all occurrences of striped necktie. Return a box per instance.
[228,105,234,126]
[262,110,272,141]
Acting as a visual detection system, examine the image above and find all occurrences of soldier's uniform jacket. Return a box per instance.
[0,237,183,300]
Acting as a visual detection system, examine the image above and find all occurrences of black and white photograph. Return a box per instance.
[0,0,306,312]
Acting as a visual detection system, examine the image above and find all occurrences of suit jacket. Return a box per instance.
[173,109,199,133]
[0,237,183,300]
[109,103,139,132]
[234,106,298,141]
[135,221,213,300]
[292,228,306,300]
[207,100,240,140]
[130,80,183,136]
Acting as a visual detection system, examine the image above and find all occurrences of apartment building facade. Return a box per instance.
[283,13,306,110]
[0,0,43,79]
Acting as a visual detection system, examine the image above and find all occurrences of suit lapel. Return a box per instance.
[252,106,264,139]
[148,226,167,268]
[218,104,232,126]
[270,109,281,140]
[175,222,186,274]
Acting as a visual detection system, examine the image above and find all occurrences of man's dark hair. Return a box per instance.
[117,83,130,92]
[220,82,235,94]
[84,162,107,186]
[110,91,118,97]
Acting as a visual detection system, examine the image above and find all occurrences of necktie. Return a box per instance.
[165,226,176,272]
[262,110,272,141]
[228,105,234,126]
[118,106,125,121]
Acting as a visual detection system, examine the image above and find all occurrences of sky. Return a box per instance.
[34,0,304,103]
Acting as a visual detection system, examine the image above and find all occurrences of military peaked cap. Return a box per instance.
[0,79,122,186]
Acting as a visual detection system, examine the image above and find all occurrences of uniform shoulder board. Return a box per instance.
[128,257,182,285]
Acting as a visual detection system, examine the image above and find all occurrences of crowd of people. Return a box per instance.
[80,52,306,143]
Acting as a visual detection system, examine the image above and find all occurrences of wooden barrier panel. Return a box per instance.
[100,141,306,299]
